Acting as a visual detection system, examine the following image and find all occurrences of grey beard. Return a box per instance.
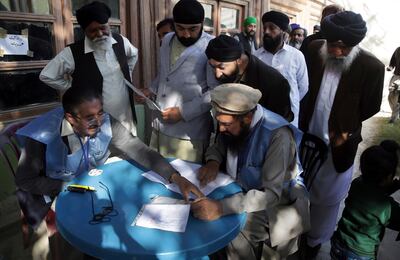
[320,44,361,72]
[90,36,112,51]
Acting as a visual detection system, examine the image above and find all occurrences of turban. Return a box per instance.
[173,0,205,24]
[262,11,289,31]
[290,23,301,31]
[76,1,111,30]
[211,84,262,115]
[205,35,243,62]
[244,16,257,27]
[321,11,367,46]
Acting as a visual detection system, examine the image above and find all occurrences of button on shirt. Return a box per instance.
[254,44,308,126]
[40,35,138,136]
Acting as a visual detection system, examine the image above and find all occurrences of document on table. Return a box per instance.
[132,203,190,232]
[124,79,162,111]
[142,159,234,197]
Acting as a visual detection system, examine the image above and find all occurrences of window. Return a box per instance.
[71,0,119,19]
[199,0,246,36]
[0,0,50,14]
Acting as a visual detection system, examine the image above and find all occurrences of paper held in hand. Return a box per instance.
[142,159,234,198]
[124,79,162,111]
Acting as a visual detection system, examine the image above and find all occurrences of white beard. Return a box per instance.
[320,43,361,73]
[89,35,112,51]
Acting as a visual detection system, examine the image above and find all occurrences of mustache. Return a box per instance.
[93,36,108,42]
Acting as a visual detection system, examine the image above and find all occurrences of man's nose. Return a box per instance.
[215,69,223,78]
[182,30,191,38]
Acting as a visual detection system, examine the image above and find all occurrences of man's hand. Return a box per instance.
[170,172,204,201]
[197,161,220,187]
[191,198,223,221]
[161,107,182,123]
[134,88,155,103]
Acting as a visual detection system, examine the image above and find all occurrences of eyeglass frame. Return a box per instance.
[89,181,119,225]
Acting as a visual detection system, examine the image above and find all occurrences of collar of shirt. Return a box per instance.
[262,42,288,55]
[61,118,75,137]
[250,104,263,129]
[84,36,117,54]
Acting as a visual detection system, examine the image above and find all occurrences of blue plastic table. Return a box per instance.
[56,160,246,259]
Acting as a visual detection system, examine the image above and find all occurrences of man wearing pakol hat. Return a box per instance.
[289,23,307,49]
[40,1,138,136]
[254,11,308,127]
[233,16,258,54]
[298,11,384,259]
[206,34,293,122]
[149,0,219,163]
[191,83,310,259]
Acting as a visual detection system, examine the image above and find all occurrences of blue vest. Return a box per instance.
[17,107,112,181]
[236,108,303,191]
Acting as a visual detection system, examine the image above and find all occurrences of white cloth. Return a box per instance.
[226,104,263,179]
[40,35,138,136]
[254,44,308,127]
[308,59,343,144]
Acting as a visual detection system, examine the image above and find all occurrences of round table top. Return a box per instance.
[56,160,246,259]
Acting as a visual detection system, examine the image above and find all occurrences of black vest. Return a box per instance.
[236,32,257,54]
[69,33,136,122]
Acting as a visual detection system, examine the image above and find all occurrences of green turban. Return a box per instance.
[243,16,257,27]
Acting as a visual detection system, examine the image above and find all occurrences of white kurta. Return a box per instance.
[40,36,138,136]
[254,44,309,127]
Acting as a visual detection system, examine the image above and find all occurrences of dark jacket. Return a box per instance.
[242,54,294,122]
[236,32,258,54]
[299,40,384,172]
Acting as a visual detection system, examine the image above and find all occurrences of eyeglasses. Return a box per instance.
[89,181,118,224]
[73,111,105,124]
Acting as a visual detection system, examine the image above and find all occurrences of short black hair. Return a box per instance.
[156,18,175,31]
[360,140,399,183]
[62,82,102,114]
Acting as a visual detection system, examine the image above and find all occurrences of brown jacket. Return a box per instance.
[299,40,384,173]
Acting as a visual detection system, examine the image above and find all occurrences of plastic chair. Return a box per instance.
[299,133,328,190]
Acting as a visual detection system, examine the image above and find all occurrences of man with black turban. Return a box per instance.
[149,0,219,163]
[298,11,384,259]
[206,34,293,122]
[254,10,308,127]
[40,1,139,137]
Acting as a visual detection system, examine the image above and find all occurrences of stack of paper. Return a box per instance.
[142,159,234,197]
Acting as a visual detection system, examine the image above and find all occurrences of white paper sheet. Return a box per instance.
[142,159,234,197]
[132,204,190,232]
[0,34,29,55]
[124,79,162,111]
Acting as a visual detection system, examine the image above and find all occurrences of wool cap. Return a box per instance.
[173,0,205,24]
[321,11,367,47]
[206,35,243,62]
[244,16,257,27]
[76,1,111,30]
[211,84,262,115]
[261,11,289,31]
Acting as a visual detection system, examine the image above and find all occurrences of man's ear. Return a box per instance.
[243,112,253,125]
[65,112,76,126]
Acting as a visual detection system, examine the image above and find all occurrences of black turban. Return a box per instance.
[321,11,367,46]
[173,0,204,24]
[76,1,111,30]
[205,35,243,62]
[261,11,289,31]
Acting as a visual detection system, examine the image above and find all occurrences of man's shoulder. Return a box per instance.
[250,55,286,78]
[356,48,384,70]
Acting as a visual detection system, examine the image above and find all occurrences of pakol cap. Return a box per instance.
[211,84,262,115]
